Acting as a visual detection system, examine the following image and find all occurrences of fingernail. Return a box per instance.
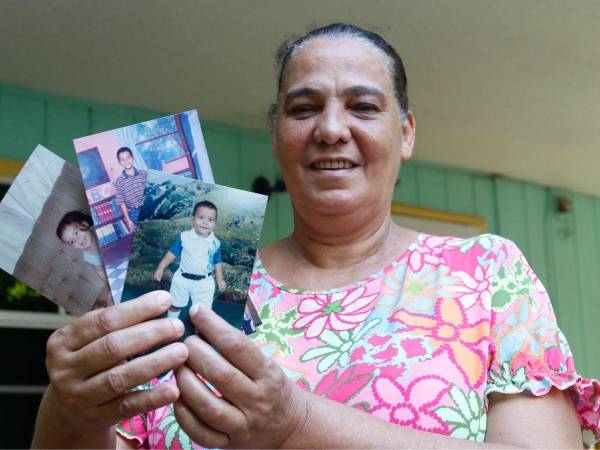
[189,304,199,317]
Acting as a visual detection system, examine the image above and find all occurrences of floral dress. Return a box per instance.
[118,234,600,448]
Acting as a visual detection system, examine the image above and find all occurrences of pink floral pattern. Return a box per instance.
[118,234,600,448]
[446,264,494,310]
[371,375,451,433]
[392,297,489,387]
[292,286,379,338]
[298,363,374,409]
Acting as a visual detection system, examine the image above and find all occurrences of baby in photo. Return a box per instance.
[153,200,226,319]
[56,211,107,282]
[0,145,113,316]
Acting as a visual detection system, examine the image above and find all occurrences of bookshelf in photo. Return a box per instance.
[77,148,132,250]
[90,198,131,248]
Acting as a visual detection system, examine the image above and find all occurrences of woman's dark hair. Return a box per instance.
[269,23,409,126]
[192,200,218,218]
[56,211,93,241]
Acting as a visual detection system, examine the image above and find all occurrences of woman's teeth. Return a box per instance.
[312,160,354,170]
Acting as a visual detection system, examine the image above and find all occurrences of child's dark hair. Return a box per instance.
[192,200,218,218]
[56,211,93,241]
[116,146,133,160]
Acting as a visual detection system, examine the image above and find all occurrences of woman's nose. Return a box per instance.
[313,105,351,145]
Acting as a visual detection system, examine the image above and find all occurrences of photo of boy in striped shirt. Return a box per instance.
[114,147,148,232]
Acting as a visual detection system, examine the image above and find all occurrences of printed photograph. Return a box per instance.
[73,110,214,302]
[0,146,112,316]
[122,170,267,337]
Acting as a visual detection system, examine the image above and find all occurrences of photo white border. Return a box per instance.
[0,157,72,330]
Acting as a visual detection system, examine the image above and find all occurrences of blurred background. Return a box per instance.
[1,1,599,447]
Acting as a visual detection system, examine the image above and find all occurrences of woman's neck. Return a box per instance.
[261,207,419,290]
[292,209,393,268]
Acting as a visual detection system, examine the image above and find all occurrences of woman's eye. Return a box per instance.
[288,104,318,117]
[352,103,380,114]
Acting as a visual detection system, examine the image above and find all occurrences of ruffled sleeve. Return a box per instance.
[486,238,600,447]
[115,379,157,448]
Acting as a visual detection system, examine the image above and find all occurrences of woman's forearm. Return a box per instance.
[281,391,516,450]
[31,386,116,449]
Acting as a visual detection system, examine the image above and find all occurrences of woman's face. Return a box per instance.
[273,37,415,217]
[61,223,92,250]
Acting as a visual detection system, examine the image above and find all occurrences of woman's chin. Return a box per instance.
[300,190,364,216]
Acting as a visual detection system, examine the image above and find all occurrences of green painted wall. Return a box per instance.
[0,84,598,377]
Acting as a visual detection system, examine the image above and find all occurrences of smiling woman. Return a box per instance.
[31,23,599,450]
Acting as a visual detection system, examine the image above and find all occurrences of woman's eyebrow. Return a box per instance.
[343,85,386,103]
[284,86,321,102]
[285,85,386,103]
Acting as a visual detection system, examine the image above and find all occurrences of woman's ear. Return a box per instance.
[400,111,416,161]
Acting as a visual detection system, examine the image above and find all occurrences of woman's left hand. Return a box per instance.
[174,304,308,449]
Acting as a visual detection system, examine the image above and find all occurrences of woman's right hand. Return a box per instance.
[33,291,188,448]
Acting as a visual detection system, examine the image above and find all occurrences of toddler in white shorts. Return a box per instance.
[153,201,226,319]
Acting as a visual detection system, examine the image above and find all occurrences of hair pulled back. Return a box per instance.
[269,23,409,126]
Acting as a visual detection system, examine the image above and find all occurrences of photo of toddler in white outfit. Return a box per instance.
[153,200,226,319]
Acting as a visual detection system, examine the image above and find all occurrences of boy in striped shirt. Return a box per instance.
[114,147,147,232]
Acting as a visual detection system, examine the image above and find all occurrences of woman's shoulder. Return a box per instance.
[416,233,520,254]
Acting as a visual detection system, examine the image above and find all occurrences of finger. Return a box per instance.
[189,304,268,379]
[176,364,245,433]
[83,342,189,405]
[76,317,185,376]
[183,334,255,402]
[96,381,180,425]
[62,290,172,351]
[173,398,230,449]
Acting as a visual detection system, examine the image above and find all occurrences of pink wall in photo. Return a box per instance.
[163,156,190,173]
[73,131,126,204]
[73,131,125,181]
